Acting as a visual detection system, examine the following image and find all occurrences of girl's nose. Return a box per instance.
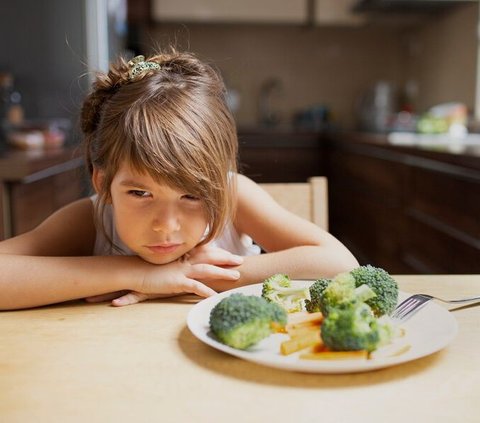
[151,208,180,233]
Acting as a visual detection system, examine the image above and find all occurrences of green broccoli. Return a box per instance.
[209,293,287,350]
[261,274,310,313]
[321,302,394,352]
[309,272,376,316]
[350,265,399,317]
[304,278,331,313]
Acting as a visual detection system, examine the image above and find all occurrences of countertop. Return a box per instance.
[0,144,83,182]
[327,131,480,172]
[238,127,480,168]
[1,275,479,422]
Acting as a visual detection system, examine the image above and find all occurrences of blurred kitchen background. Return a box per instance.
[1,0,480,274]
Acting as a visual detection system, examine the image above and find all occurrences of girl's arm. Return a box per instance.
[0,199,237,310]
[208,174,359,291]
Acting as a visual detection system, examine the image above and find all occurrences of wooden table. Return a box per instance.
[1,275,479,422]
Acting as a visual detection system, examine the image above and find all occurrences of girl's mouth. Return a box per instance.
[146,244,182,254]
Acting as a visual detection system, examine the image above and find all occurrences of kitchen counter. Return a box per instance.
[329,131,480,171]
[0,144,83,182]
[1,275,479,422]
[326,131,480,273]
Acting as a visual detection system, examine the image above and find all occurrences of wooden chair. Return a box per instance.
[258,177,328,230]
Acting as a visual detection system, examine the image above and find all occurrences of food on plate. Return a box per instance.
[286,311,323,330]
[280,307,401,359]
[280,312,323,355]
[261,273,310,313]
[209,293,287,350]
[304,278,330,313]
[350,265,399,317]
[281,327,321,355]
[305,265,399,317]
[300,350,369,360]
[209,266,404,358]
[310,271,376,317]
[321,302,395,352]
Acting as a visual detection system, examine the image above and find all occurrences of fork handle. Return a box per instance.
[436,295,480,304]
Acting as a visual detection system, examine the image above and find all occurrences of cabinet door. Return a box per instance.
[404,166,480,273]
[315,0,365,25]
[152,0,307,23]
[327,148,409,273]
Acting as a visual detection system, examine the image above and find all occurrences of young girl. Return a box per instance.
[0,50,358,310]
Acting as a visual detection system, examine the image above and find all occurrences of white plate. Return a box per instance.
[187,282,458,374]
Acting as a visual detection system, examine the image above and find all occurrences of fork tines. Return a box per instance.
[391,294,432,322]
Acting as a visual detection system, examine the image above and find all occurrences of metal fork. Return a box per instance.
[391,293,480,323]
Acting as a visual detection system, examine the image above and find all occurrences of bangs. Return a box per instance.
[117,104,226,199]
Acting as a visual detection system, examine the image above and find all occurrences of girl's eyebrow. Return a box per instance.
[119,179,150,190]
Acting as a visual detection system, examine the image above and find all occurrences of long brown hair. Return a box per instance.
[80,49,238,245]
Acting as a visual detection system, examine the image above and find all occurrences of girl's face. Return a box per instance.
[105,162,209,265]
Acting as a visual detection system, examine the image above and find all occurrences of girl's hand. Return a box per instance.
[185,244,244,268]
[88,247,243,307]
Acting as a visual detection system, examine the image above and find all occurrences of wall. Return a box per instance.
[141,23,407,129]
[405,3,478,114]
[139,3,478,129]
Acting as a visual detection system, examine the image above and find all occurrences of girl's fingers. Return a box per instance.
[111,292,149,307]
[187,247,243,266]
[182,279,217,298]
[85,291,130,303]
[189,263,240,281]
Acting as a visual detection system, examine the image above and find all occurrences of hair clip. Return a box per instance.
[128,55,161,80]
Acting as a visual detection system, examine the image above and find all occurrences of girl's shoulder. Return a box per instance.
[39,197,97,256]
[0,198,96,256]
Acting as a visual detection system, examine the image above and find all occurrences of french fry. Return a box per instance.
[286,324,321,338]
[299,350,368,361]
[280,330,322,355]
[286,312,323,332]
[270,321,287,333]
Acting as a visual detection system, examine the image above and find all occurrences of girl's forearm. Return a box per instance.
[244,246,358,283]
[208,245,359,291]
[0,255,143,310]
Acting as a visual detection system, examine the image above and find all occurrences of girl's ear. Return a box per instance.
[91,167,105,193]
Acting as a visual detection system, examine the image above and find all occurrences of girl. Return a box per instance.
[0,50,358,310]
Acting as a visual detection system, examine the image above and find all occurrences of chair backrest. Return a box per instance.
[258,176,328,230]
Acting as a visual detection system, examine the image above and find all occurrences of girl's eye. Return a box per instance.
[182,194,201,202]
[128,190,150,198]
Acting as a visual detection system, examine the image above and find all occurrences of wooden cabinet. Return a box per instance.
[152,0,307,24]
[238,130,325,183]
[327,134,480,274]
[0,146,86,239]
[327,143,409,272]
[404,164,480,273]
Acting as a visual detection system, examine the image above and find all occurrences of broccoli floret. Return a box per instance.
[304,278,331,313]
[321,302,394,352]
[318,272,376,316]
[350,265,399,317]
[209,293,287,350]
[261,274,310,313]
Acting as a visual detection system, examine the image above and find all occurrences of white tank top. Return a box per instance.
[90,195,261,257]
